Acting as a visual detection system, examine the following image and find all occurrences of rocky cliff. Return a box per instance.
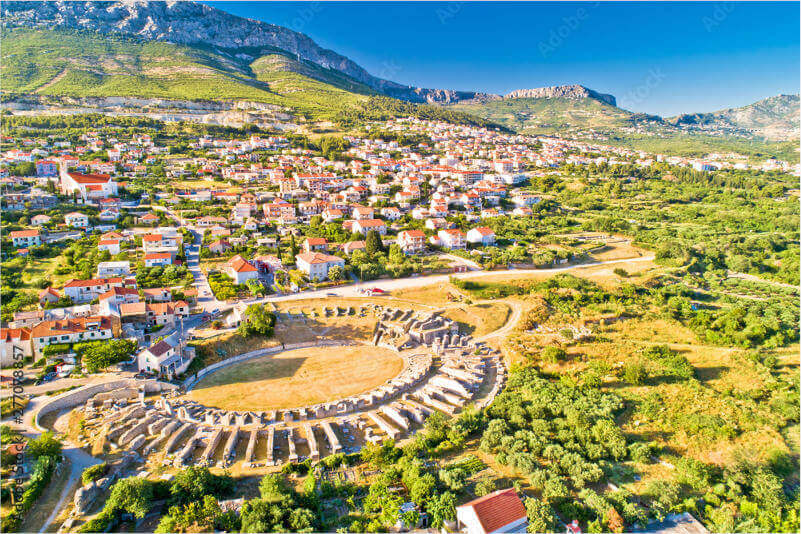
[504,85,616,106]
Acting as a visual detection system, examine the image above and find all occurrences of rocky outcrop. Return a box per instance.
[504,85,617,106]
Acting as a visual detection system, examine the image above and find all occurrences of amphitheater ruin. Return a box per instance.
[68,306,507,474]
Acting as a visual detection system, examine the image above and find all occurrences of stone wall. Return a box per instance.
[34,378,177,430]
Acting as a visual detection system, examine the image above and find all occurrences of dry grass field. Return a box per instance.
[443,302,512,337]
[186,345,404,411]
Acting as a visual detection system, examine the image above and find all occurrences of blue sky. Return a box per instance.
[208,1,800,116]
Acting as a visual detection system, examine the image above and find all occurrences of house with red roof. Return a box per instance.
[455,488,528,534]
[295,252,345,281]
[397,230,426,255]
[1,327,33,366]
[437,228,467,250]
[143,252,173,268]
[38,287,61,306]
[225,255,259,285]
[303,237,328,253]
[352,218,387,236]
[466,227,496,246]
[60,170,118,200]
[10,229,41,248]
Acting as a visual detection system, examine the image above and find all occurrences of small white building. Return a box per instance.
[96,261,131,278]
[437,229,466,250]
[225,255,259,285]
[65,212,89,228]
[456,489,528,534]
[295,252,345,281]
[10,229,41,248]
[466,227,496,246]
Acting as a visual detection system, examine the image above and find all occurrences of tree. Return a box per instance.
[426,491,456,528]
[525,498,558,533]
[327,265,344,282]
[365,230,384,256]
[80,339,137,373]
[169,466,233,505]
[439,467,468,492]
[238,304,276,338]
[27,431,62,459]
[106,477,155,519]
[259,473,290,501]
[623,361,646,385]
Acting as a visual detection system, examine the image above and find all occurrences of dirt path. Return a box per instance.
[727,271,798,290]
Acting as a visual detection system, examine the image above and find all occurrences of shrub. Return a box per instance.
[542,346,567,363]
[81,462,109,485]
[623,362,646,385]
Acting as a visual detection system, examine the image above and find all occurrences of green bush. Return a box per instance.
[81,462,109,485]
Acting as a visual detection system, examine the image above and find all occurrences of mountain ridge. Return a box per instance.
[667,94,800,141]
[0,0,492,104]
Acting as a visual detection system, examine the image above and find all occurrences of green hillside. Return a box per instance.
[451,95,798,161]
[450,96,640,134]
[1,27,498,128]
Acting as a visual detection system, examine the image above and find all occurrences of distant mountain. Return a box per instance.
[668,95,800,141]
[448,87,654,135]
[0,0,489,105]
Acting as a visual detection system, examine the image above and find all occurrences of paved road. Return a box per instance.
[257,255,656,305]
[184,227,224,314]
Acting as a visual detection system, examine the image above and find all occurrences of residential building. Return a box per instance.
[466,227,496,246]
[143,252,173,268]
[10,229,41,248]
[352,218,387,235]
[97,238,121,255]
[438,229,467,250]
[455,489,528,534]
[225,255,259,284]
[397,230,426,254]
[65,212,89,228]
[30,316,114,355]
[96,261,131,278]
[60,169,118,200]
[295,252,345,281]
[137,333,194,379]
[63,277,135,303]
[0,328,32,366]
[303,237,328,253]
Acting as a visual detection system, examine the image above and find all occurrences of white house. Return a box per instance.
[143,252,173,268]
[30,316,114,355]
[97,238,121,255]
[455,489,527,534]
[225,255,259,285]
[352,219,387,235]
[65,212,89,229]
[397,230,426,254]
[10,229,41,248]
[437,229,466,250]
[295,252,345,281]
[466,227,496,246]
[96,261,131,278]
[60,169,118,201]
[0,328,32,366]
[137,334,193,379]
